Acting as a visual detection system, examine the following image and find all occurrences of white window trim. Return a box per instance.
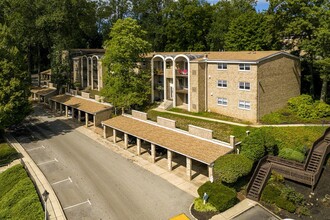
[239,63,251,71]
[217,80,228,88]
[238,100,251,110]
[239,82,251,91]
[217,63,228,70]
[217,97,228,106]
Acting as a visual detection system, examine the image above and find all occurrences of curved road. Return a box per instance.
[13,105,193,219]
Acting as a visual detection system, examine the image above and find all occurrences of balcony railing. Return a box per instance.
[175,69,188,76]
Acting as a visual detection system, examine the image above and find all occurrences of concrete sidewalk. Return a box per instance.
[5,134,66,220]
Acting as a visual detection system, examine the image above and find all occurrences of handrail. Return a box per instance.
[312,145,330,187]
[246,155,268,194]
[304,127,330,170]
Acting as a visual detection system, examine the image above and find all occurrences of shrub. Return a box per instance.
[261,184,281,203]
[214,154,253,184]
[197,181,238,212]
[278,148,305,163]
[288,94,314,111]
[287,95,330,119]
[240,128,278,162]
[275,196,296,213]
[193,198,217,212]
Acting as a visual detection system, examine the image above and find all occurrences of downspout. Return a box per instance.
[151,58,154,102]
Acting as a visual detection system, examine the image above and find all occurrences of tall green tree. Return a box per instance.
[102,18,151,110]
[224,11,277,51]
[0,24,31,129]
[208,0,256,51]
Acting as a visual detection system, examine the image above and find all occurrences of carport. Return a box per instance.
[102,112,233,181]
[49,94,112,127]
[31,87,57,103]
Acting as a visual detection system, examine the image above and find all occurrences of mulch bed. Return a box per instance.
[190,204,219,220]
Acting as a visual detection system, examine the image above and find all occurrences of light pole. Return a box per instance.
[42,190,49,220]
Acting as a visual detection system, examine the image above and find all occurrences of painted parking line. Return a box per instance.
[52,177,72,185]
[37,158,58,166]
[26,145,46,152]
[63,199,91,210]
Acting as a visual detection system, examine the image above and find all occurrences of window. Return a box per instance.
[238,100,251,110]
[217,80,227,88]
[217,63,227,70]
[239,63,251,71]
[239,82,251,90]
[166,61,171,69]
[217,97,228,106]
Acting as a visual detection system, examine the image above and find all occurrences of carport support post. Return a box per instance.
[85,112,88,127]
[60,104,63,115]
[65,106,68,118]
[230,135,236,152]
[54,102,57,113]
[208,164,214,182]
[186,157,192,181]
[124,133,128,149]
[167,150,173,171]
[72,108,75,119]
[113,129,117,143]
[78,110,81,121]
[151,144,156,163]
[103,126,107,138]
[136,138,141,155]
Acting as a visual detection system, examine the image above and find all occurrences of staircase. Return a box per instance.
[306,151,323,173]
[158,100,173,110]
[247,163,271,201]
[246,127,330,201]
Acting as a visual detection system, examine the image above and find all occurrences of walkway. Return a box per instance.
[154,108,329,128]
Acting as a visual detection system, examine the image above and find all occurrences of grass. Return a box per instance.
[0,164,44,219]
[170,108,251,124]
[147,110,253,142]
[147,109,327,149]
[261,107,330,125]
[0,140,19,166]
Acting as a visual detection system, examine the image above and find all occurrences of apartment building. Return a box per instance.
[70,49,105,91]
[151,51,301,122]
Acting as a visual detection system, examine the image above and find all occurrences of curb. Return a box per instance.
[5,133,66,220]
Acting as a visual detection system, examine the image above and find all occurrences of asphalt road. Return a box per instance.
[13,105,194,220]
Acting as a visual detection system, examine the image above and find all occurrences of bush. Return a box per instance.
[193,198,217,212]
[240,129,278,162]
[214,154,253,184]
[261,184,281,203]
[197,181,238,212]
[275,196,296,213]
[287,95,330,119]
[278,148,305,163]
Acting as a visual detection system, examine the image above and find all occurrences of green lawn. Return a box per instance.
[0,164,44,219]
[147,110,327,149]
[0,140,19,166]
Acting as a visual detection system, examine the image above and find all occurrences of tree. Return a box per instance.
[208,0,256,51]
[102,18,151,111]
[0,24,31,129]
[224,11,278,51]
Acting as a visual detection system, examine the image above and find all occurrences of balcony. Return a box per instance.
[154,69,164,75]
[176,86,188,94]
[175,69,188,77]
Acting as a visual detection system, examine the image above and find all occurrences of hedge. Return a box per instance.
[197,181,238,212]
[240,128,278,162]
[214,154,253,184]
[278,148,305,163]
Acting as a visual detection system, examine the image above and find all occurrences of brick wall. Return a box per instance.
[188,125,213,139]
[157,116,176,129]
[257,55,300,120]
[132,110,147,120]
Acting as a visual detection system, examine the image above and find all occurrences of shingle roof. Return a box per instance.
[50,94,111,114]
[102,115,232,164]
[147,51,297,62]
[31,87,57,96]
